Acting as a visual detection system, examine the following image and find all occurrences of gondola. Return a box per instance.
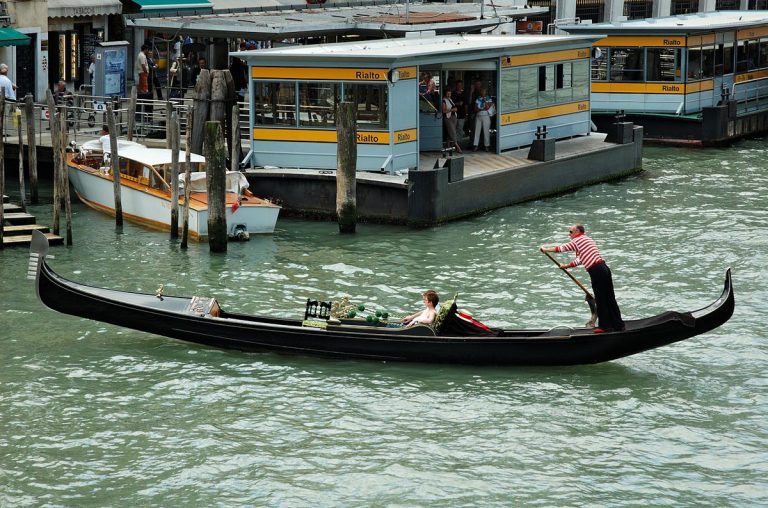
[28,231,734,366]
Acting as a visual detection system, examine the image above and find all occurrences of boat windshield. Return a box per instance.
[155,162,204,188]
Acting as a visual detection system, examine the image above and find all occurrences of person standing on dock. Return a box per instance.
[540,224,625,333]
[0,63,17,101]
[136,44,149,94]
[472,87,493,152]
[442,89,461,154]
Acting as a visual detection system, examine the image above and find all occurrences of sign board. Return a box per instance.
[94,41,129,98]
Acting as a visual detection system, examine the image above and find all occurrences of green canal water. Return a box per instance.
[1,141,767,506]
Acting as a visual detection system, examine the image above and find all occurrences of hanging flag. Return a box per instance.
[231,199,241,214]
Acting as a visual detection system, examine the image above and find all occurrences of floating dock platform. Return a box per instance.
[245,129,643,226]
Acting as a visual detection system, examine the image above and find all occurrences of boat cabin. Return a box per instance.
[233,33,601,173]
[561,11,768,143]
[74,140,206,191]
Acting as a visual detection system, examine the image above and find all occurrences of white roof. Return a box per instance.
[80,139,205,167]
[562,10,768,33]
[119,146,205,167]
[233,34,597,63]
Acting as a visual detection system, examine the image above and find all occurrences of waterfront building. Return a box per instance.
[0,0,43,99]
[562,11,768,145]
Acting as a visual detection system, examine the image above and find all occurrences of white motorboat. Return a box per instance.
[66,140,280,239]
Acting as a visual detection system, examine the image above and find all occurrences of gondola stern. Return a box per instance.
[28,230,51,307]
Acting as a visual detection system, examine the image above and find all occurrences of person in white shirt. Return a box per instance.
[0,63,17,101]
[136,44,149,93]
[99,125,113,163]
[402,290,439,327]
[87,55,96,88]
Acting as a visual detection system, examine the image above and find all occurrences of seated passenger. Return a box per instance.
[402,290,439,327]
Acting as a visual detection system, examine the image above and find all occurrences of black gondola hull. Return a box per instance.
[31,235,735,366]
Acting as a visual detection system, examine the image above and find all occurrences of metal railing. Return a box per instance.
[2,91,252,149]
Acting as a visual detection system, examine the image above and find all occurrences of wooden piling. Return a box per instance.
[127,86,137,141]
[59,113,73,245]
[230,103,241,172]
[170,111,180,238]
[106,103,123,227]
[0,95,5,249]
[210,70,227,129]
[205,121,227,253]
[181,108,192,249]
[223,70,235,155]
[336,101,357,234]
[45,90,61,235]
[24,95,38,205]
[191,69,211,155]
[166,101,173,149]
[16,105,26,212]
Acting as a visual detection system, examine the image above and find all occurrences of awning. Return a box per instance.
[131,0,213,13]
[48,0,123,18]
[0,28,31,47]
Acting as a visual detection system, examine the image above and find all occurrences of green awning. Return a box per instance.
[0,28,31,47]
[132,0,212,13]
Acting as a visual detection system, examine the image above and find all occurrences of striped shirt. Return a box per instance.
[556,233,604,270]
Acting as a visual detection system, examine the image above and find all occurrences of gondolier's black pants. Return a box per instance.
[588,262,625,331]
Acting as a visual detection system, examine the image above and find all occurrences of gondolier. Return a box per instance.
[541,224,625,333]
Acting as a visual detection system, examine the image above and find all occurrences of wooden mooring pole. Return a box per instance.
[166,101,173,149]
[205,121,227,252]
[0,95,5,249]
[191,69,211,155]
[24,94,38,204]
[336,101,357,234]
[15,106,26,212]
[231,103,241,172]
[127,86,137,141]
[170,111,180,239]
[45,90,61,236]
[106,103,123,228]
[181,108,192,249]
[59,112,73,245]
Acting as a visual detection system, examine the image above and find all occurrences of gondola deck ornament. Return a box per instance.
[28,231,735,366]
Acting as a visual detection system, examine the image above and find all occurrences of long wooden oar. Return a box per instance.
[542,250,598,328]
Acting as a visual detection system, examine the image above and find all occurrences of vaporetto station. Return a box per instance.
[232,33,643,226]
[562,11,768,145]
[234,33,599,173]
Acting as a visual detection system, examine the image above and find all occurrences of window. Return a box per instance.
[343,83,388,129]
[723,42,734,74]
[572,60,590,100]
[592,47,608,80]
[736,40,750,72]
[702,45,715,78]
[538,64,556,105]
[500,68,520,113]
[610,47,645,81]
[688,46,703,79]
[748,39,760,70]
[254,81,296,126]
[519,67,538,108]
[647,48,680,81]
[556,62,573,102]
[299,82,339,127]
[253,81,388,129]
[760,38,768,68]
